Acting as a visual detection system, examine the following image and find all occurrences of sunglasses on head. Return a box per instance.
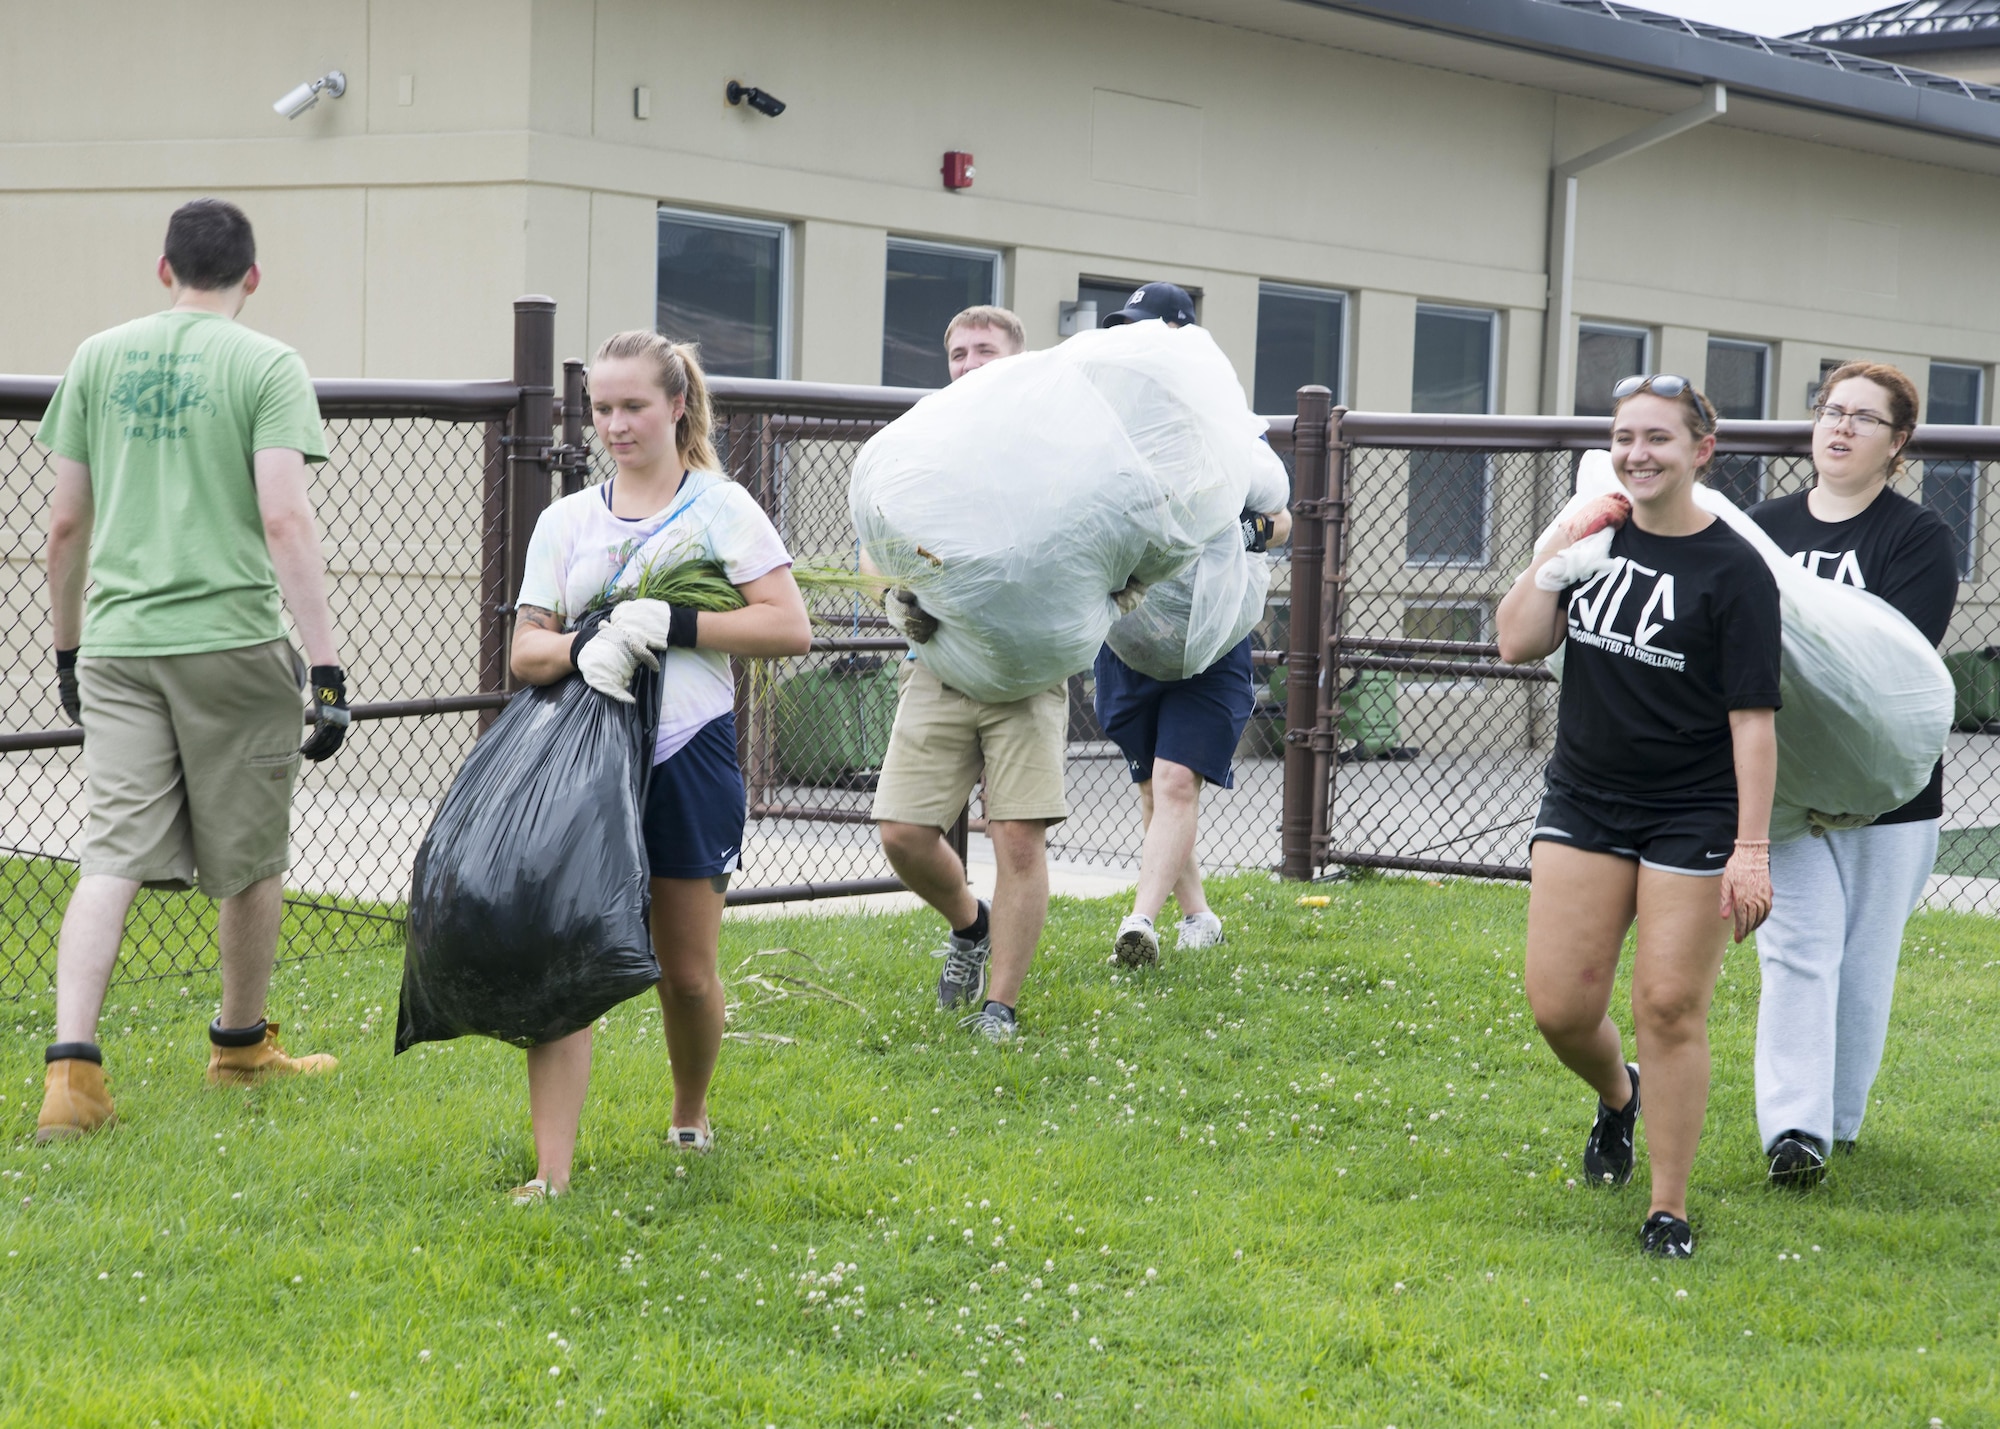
[1612,374,1692,400]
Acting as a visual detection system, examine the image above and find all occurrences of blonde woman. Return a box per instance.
[505,331,810,1201]
[1747,362,1957,1188]
[1497,375,1779,1258]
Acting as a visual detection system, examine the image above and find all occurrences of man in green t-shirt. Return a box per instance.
[35,199,351,1145]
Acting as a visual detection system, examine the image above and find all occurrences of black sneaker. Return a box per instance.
[1768,1132,1827,1189]
[1639,1211,1694,1259]
[1582,1063,1641,1187]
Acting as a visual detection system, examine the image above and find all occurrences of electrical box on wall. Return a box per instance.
[942,151,975,189]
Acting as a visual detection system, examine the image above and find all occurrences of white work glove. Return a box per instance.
[884,587,938,644]
[575,622,659,704]
[1533,491,1632,591]
[609,597,678,651]
[1111,578,1150,615]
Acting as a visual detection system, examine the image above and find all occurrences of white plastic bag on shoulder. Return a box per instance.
[1546,451,1952,842]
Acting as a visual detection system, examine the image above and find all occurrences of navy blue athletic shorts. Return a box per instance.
[642,712,746,880]
[1528,774,1736,878]
[1091,636,1256,788]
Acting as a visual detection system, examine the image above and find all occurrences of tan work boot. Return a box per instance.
[36,1053,117,1144]
[205,1020,338,1087]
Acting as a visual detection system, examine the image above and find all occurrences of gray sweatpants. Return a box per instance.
[1754,818,1938,1152]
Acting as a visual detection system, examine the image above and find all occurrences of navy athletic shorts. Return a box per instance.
[1091,636,1256,789]
[642,712,746,880]
[1528,774,1736,878]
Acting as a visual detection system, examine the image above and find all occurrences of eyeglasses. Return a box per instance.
[1813,404,1892,434]
[1612,374,1691,401]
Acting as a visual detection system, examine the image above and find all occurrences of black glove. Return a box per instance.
[1240,509,1276,554]
[55,648,80,727]
[300,665,350,762]
[884,587,938,645]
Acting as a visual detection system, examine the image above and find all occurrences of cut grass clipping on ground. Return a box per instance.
[3,874,1996,1426]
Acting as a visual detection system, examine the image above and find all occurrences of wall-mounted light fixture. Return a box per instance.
[725,80,786,117]
[274,70,347,119]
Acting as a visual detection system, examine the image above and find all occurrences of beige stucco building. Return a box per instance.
[6,0,2000,427]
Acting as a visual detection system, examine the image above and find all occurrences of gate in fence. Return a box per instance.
[0,298,1302,996]
[1303,408,2000,915]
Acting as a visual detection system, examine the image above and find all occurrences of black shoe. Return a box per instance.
[1833,1138,1858,1157]
[1768,1132,1827,1189]
[1582,1063,1641,1187]
[1639,1210,1694,1259]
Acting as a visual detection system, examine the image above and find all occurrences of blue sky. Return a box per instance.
[1627,2,1880,36]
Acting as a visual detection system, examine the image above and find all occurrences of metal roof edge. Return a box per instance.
[1292,0,2000,145]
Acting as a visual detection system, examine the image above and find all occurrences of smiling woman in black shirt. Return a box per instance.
[1497,376,1780,1261]
[1746,362,1956,1191]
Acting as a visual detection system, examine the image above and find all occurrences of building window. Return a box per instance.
[1407,304,1497,566]
[1705,337,1769,509]
[882,239,1002,388]
[1926,362,1984,578]
[1254,283,1346,414]
[1402,600,1490,683]
[656,207,788,380]
[1575,323,1650,418]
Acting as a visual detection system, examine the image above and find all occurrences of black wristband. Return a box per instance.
[570,624,600,667]
[55,647,78,671]
[667,605,699,649]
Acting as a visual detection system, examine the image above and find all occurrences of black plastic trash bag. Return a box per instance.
[396,663,663,1052]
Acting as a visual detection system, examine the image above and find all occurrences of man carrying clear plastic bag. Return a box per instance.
[1088,285,1292,968]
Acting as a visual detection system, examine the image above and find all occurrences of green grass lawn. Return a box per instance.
[1,874,1995,1427]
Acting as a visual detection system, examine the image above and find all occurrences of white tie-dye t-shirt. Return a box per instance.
[516,468,792,764]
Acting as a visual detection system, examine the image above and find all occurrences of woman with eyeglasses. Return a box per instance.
[1744,362,1957,1190]
[1497,374,1780,1259]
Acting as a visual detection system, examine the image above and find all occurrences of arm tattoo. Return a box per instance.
[516,604,559,633]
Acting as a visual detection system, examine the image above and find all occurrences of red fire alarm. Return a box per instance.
[942,151,975,190]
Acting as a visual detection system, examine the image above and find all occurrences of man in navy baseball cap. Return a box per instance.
[1101,281,1197,328]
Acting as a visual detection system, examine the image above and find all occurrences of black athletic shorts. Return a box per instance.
[1528,775,1736,878]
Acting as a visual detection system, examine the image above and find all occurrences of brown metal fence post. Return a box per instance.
[1281,386,1333,880]
[505,297,557,684]
[477,420,510,720]
[558,358,589,496]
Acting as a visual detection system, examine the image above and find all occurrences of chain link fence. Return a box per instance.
[1314,413,2000,914]
[0,307,1301,997]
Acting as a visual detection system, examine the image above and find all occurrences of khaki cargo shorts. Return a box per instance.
[77,641,304,898]
[871,658,1068,829]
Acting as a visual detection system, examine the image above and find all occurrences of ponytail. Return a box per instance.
[591,330,720,473]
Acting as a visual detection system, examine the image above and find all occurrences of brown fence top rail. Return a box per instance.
[0,375,521,423]
[1338,411,2000,459]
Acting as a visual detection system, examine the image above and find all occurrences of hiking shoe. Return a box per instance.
[1639,1211,1694,1259]
[1582,1063,1641,1187]
[959,1001,1019,1045]
[1114,914,1160,968]
[1768,1132,1827,1189]
[35,1047,116,1145]
[934,903,992,1010]
[1176,910,1225,950]
[205,1020,338,1087]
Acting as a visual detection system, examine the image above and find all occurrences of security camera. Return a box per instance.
[274,70,347,120]
[725,80,786,118]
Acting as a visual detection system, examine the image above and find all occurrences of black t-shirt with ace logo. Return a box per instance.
[1550,519,1782,801]
[1749,486,1958,823]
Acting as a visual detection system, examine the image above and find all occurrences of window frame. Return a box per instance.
[1704,335,1772,508]
[1399,598,1494,687]
[1925,360,1986,580]
[881,236,1005,387]
[1254,280,1350,410]
[1406,302,1500,570]
[655,204,794,381]
[1574,321,1652,418]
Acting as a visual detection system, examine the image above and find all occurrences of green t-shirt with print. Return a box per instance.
[37,309,327,656]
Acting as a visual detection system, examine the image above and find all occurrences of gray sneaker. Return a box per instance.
[935,903,992,1010]
[960,1001,1018,1045]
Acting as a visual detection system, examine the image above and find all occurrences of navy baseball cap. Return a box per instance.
[1100,281,1197,328]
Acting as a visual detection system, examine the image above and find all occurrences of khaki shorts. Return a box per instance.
[77,641,303,898]
[871,659,1068,828]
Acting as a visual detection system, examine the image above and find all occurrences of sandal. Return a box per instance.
[667,1125,714,1154]
[510,1177,564,1205]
